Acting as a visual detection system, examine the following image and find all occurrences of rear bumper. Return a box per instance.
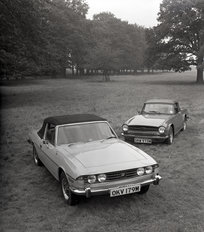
[70,174,162,198]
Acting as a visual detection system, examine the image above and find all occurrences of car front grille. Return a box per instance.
[128,125,158,131]
[127,125,159,135]
[106,168,141,181]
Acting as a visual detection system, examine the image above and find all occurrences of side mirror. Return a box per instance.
[43,139,48,145]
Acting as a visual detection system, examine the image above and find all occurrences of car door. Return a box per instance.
[40,123,59,179]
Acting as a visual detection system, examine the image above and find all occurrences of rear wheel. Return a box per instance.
[137,185,150,194]
[166,127,174,145]
[33,145,42,166]
[60,172,78,205]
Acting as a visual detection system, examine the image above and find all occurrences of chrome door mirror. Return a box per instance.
[43,139,48,145]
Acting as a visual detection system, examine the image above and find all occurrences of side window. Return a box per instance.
[45,123,55,145]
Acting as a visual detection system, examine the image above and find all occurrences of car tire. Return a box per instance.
[33,144,42,166]
[166,127,174,145]
[60,172,78,206]
[137,185,150,194]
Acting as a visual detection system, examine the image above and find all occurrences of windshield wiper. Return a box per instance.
[101,136,116,142]
[148,111,161,114]
[106,136,116,139]
[67,142,84,147]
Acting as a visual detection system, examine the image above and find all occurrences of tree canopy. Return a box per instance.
[0,0,89,77]
[155,0,204,83]
[85,13,146,76]
[0,0,146,79]
[0,0,203,83]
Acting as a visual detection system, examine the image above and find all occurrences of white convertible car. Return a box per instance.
[28,114,161,205]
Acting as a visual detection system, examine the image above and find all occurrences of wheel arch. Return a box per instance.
[169,124,174,135]
[58,167,66,181]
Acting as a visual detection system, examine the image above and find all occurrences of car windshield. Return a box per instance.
[142,103,175,115]
[57,122,116,146]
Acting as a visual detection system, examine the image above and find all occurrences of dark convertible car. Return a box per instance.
[122,99,188,145]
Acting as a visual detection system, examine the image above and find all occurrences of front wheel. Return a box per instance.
[166,127,174,145]
[137,185,150,194]
[60,172,78,206]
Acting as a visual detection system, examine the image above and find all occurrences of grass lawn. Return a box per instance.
[0,71,204,232]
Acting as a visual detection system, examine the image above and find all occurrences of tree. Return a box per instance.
[84,13,124,80]
[0,0,45,77]
[0,0,89,78]
[84,12,146,80]
[145,28,159,71]
[40,0,89,76]
[156,0,204,83]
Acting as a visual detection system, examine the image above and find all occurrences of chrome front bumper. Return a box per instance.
[122,133,168,142]
[70,174,162,198]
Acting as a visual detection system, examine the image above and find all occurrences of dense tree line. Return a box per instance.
[0,0,146,79]
[0,0,89,77]
[0,0,203,82]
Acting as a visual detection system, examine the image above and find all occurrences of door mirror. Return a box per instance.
[43,139,48,145]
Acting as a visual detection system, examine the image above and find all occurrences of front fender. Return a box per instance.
[162,119,174,134]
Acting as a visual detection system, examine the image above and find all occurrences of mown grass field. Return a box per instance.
[0,71,204,232]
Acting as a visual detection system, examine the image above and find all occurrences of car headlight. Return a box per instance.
[137,167,145,176]
[122,124,128,132]
[145,166,153,174]
[87,175,96,183]
[158,126,165,134]
[98,174,106,182]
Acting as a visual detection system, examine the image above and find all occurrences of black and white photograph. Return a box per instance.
[0,0,204,231]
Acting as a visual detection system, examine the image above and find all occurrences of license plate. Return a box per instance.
[110,184,141,197]
[134,138,152,144]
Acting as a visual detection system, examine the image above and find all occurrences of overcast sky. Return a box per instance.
[86,0,163,27]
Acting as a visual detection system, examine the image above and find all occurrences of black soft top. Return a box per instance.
[38,114,107,138]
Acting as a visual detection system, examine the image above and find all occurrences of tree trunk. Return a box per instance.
[103,70,110,81]
[196,66,203,83]
[71,66,74,76]
[196,53,203,83]
[197,33,204,83]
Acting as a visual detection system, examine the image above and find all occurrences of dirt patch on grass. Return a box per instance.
[1,71,204,232]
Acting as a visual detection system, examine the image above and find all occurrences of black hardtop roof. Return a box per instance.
[38,114,107,139]
[43,114,107,126]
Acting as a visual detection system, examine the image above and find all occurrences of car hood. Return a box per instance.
[59,139,156,176]
[127,114,171,127]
